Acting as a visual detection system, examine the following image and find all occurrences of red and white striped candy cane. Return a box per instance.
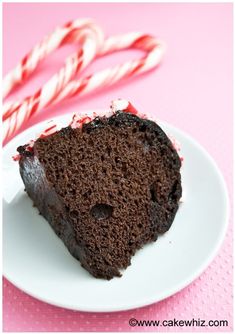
[3,19,165,143]
[3,19,104,142]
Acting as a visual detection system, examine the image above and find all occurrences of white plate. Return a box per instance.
[3,110,229,312]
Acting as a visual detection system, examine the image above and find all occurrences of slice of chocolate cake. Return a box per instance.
[17,100,182,280]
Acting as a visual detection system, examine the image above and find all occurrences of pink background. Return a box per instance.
[3,3,233,332]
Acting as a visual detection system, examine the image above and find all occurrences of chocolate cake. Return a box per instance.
[17,103,182,280]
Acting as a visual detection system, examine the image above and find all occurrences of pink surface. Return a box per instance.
[3,3,233,332]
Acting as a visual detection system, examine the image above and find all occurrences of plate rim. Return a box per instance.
[3,111,230,312]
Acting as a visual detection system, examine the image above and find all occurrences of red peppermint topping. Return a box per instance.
[124,102,138,115]
[12,154,20,161]
[70,114,92,128]
[39,124,57,138]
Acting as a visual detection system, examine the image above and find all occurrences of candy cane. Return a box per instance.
[3,19,104,100]
[3,19,165,143]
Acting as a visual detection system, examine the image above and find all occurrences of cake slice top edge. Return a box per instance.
[13,99,182,161]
